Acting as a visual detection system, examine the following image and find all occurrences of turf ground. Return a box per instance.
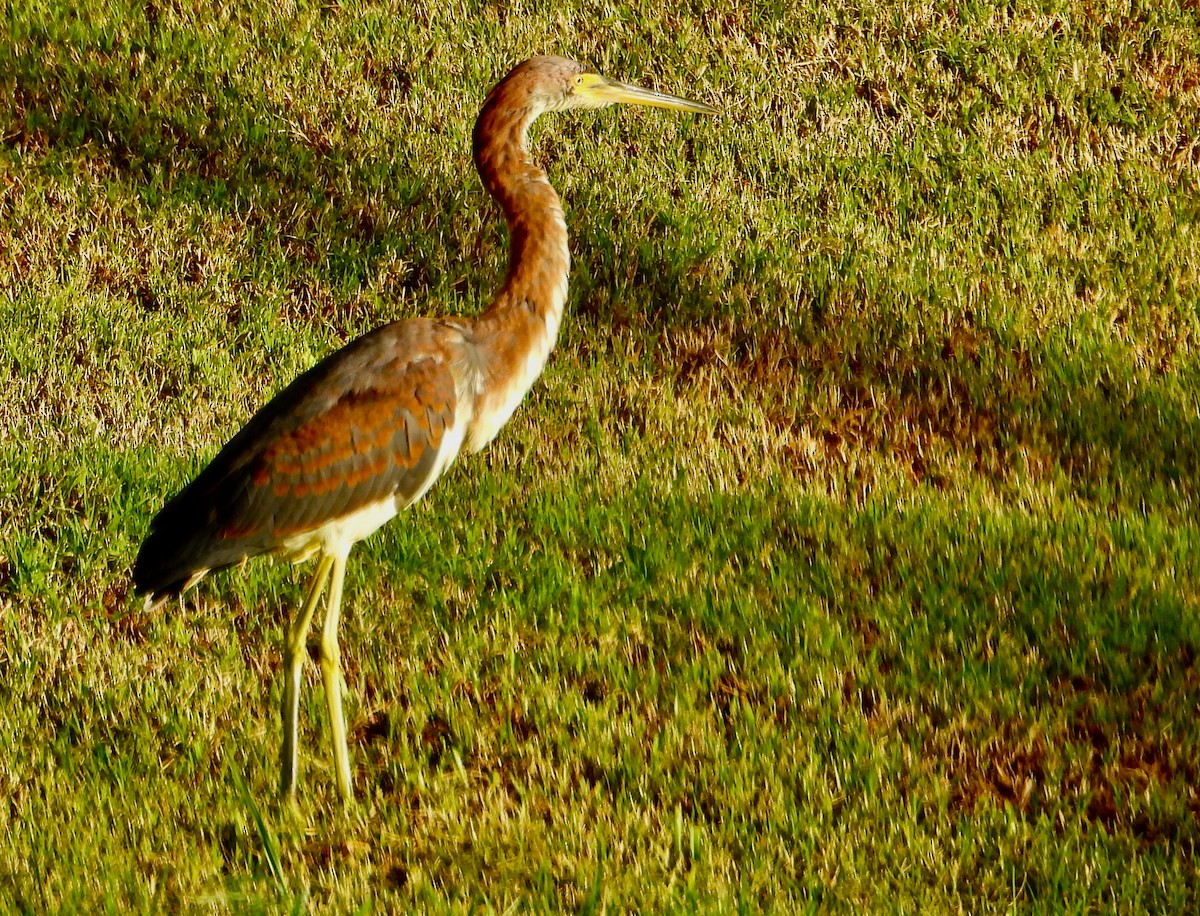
[2,0,1200,910]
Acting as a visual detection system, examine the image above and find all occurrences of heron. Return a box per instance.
[134,55,715,803]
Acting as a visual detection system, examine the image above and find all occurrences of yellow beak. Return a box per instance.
[579,73,717,114]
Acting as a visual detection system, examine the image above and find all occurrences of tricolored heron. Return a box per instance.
[134,56,715,803]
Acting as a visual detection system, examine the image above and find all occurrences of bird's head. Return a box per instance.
[485,55,717,119]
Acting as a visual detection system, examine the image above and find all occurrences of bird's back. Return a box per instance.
[134,318,470,606]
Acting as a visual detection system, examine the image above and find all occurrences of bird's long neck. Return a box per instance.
[465,98,569,452]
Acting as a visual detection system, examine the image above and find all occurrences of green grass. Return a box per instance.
[3,0,1200,909]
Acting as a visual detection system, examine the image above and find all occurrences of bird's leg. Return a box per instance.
[280,553,334,800]
[319,550,354,803]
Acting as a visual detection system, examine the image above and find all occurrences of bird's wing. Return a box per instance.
[219,351,457,543]
[135,320,464,596]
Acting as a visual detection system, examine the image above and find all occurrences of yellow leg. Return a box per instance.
[280,553,334,800]
[319,550,354,803]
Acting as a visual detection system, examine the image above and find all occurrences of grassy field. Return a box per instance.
[3,0,1200,909]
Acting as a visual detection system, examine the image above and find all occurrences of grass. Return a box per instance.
[2,0,1200,909]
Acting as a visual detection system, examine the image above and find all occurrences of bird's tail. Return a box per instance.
[133,520,214,610]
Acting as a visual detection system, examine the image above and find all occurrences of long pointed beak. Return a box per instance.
[590,76,717,115]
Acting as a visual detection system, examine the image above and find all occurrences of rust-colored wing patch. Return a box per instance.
[220,356,457,542]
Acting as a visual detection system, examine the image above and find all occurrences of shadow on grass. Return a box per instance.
[723,297,1200,519]
[1,17,460,295]
[1039,350,1200,508]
